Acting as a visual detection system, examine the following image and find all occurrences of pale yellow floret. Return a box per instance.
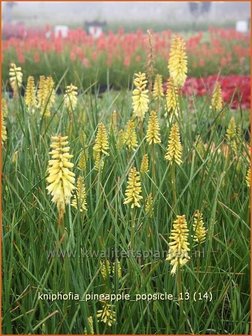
[145,193,154,218]
[124,167,143,208]
[25,76,37,112]
[84,316,94,335]
[38,76,55,117]
[153,74,164,99]
[93,122,109,156]
[64,83,78,111]
[100,259,111,280]
[96,301,116,326]
[112,259,122,279]
[166,215,190,275]
[140,154,149,174]
[124,119,138,150]
[71,176,87,212]
[146,111,161,145]
[246,167,251,187]
[193,210,207,244]
[1,111,7,144]
[226,117,238,152]
[168,36,187,87]
[166,78,179,117]
[132,72,149,120]
[46,135,75,213]
[165,123,183,165]
[211,82,223,112]
[9,63,23,95]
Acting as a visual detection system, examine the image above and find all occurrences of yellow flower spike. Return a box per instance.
[124,167,143,208]
[112,259,122,279]
[165,123,183,165]
[25,76,37,112]
[226,117,238,152]
[78,150,87,170]
[1,98,8,117]
[146,110,161,145]
[37,75,46,108]
[46,135,75,215]
[166,78,179,117]
[38,76,55,117]
[145,193,154,218]
[193,210,207,244]
[226,117,236,140]
[84,316,94,335]
[168,36,187,87]
[246,167,251,187]
[124,119,138,150]
[71,176,87,212]
[153,74,164,99]
[1,112,7,144]
[140,154,149,174]
[132,72,149,121]
[64,84,78,111]
[45,76,56,116]
[93,122,109,156]
[9,63,23,95]
[166,215,190,275]
[93,151,104,171]
[211,82,223,112]
[1,98,8,144]
[100,259,122,280]
[100,259,111,280]
[96,301,116,327]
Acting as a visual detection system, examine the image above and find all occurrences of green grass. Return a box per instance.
[2,80,250,334]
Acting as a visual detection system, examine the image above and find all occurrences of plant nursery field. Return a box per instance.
[1,28,251,335]
[2,28,250,89]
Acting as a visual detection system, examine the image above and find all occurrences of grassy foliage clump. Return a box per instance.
[2,38,250,333]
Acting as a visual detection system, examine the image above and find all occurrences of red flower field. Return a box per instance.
[2,27,250,108]
[182,75,250,109]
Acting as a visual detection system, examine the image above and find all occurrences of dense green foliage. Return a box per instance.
[2,78,250,334]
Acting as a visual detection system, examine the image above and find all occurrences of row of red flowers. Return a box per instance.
[2,28,249,85]
[2,27,250,109]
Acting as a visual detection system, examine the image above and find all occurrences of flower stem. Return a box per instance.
[151,143,156,192]
[130,208,137,250]
[57,206,65,242]
[171,163,177,212]
[176,266,184,332]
